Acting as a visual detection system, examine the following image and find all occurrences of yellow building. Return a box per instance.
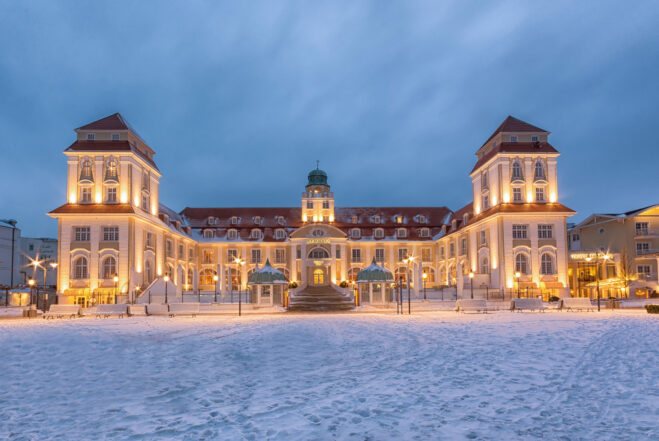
[49,113,575,307]
[568,205,659,298]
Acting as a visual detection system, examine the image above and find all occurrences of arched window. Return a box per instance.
[73,256,88,279]
[227,229,238,239]
[515,253,529,275]
[79,159,93,181]
[275,229,285,239]
[351,228,361,239]
[308,248,330,259]
[541,253,555,275]
[422,267,435,283]
[104,157,118,182]
[397,228,407,238]
[419,228,430,238]
[534,161,545,180]
[144,260,154,285]
[479,255,489,274]
[251,229,262,239]
[374,228,384,239]
[511,161,523,180]
[199,268,217,285]
[102,256,116,279]
[203,229,214,239]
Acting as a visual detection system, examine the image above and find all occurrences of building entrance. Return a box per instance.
[313,268,325,285]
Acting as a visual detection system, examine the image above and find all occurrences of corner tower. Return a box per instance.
[301,164,334,223]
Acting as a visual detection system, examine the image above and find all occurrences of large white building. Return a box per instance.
[0,219,21,287]
[49,113,575,307]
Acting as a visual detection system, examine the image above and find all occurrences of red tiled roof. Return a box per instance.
[469,203,575,224]
[76,113,129,131]
[481,116,548,148]
[49,204,135,215]
[471,142,559,173]
[65,140,159,171]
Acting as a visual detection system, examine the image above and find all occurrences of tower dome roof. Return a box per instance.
[307,164,329,187]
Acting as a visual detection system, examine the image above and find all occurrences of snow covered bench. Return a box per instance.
[146,304,169,315]
[511,298,546,312]
[91,304,127,318]
[456,299,488,313]
[169,303,200,317]
[44,304,81,319]
[128,305,147,316]
[560,298,595,311]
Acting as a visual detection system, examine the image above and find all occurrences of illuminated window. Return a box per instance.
[513,186,523,202]
[515,254,529,274]
[512,225,528,239]
[540,253,554,275]
[375,248,385,263]
[251,249,261,264]
[102,256,116,279]
[74,227,90,242]
[351,248,362,263]
[103,227,119,241]
[73,256,88,279]
[538,225,553,239]
[535,186,545,202]
[511,161,523,180]
[398,248,408,261]
[421,248,431,262]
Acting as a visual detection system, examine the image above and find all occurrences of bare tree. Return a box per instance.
[617,248,636,298]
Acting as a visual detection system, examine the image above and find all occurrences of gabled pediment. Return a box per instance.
[290,224,346,239]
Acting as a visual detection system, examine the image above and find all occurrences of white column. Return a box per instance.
[330,243,337,284]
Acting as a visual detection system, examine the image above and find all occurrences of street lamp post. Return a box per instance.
[164,274,170,303]
[585,252,611,312]
[422,272,427,301]
[515,271,521,298]
[28,278,35,307]
[469,271,474,299]
[235,257,245,316]
[403,256,415,315]
[213,275,219,303]
[113,275,119,304]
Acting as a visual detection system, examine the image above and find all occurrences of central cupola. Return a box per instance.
[301,162,334,223]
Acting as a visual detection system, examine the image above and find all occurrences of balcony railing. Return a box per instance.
[635,228,658,237]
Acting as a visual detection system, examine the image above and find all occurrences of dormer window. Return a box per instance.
[534,161,546,180]
[374,228,384,239]
[203,229,214,239]
[227,229,238,240]
[417,215,426,224]
[531,136,538,142]
[511,161,523,180]
[277,216,285,225]
[397,228,407,238]
[253,216,262,225]
[351,216,358,224]
[275,229,285,239]
[481,172,488,188]
[510,136,518,142]
[86,133,95,141]
[250,229,262,239]
[420,228,430,238]
[230,216,238,225]
[396,216,403,224]
[351,228,361,239]
[463,213,469,224]
[373,215,381,224]
[111,133,120,141]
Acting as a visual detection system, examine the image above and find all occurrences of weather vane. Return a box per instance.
[316,160,320,169]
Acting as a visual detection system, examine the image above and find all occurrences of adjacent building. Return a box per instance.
[20,237,59,286]
[0,219,21,287]
[568,205,659,298]
[49,113,575,306]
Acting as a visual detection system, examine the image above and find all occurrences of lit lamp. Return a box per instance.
[422,272,428,301]
[469,271,475,299]
[163,274,170,303]
[515,271,521,298]
[235,257,245,316]
[213,274,219,303]
[585,253,611,311]
[113,275,119,304]
[28,278,35,306]
[402,256,415,314]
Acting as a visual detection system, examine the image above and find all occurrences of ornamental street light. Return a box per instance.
[28,278,35,306]
[422,272,427,301]
[585,252,611,312]
[515,271,521,298]
[213,274,219,303]
[113,275,119,304]
[235,257,245,316]
[403,256,415,315]
[164,274,170,303]
[469,271,474,299]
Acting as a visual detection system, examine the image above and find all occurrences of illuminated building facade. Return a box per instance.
[49,113,574,305]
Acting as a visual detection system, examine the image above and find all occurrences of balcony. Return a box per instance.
[635,228,658,237]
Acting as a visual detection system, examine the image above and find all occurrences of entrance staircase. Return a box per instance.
[288,285,354,312]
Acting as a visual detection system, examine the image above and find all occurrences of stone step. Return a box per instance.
[288,285,355,312]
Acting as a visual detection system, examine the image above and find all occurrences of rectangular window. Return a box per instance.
[103,226,119,241]
[440,246,445,259]
[510,136,518,142]
[421,248,431,262]
[336,247,341,259]
[398,248,408,261]
[306,201,313,209]
[375,248,385,263]
[460,238,467,255]
[146,232,153,248]
[80,187,92,203]
[480,230,486,245]
[481,172,488,188]
[481,195,489,210]
[141,193,149,210]
[637,265,651,276]
[178,244,184,259]
[635,222,649,236]
[296,247,301,259]
[636,242,650,255]
[166,240,173,257]
[322,201,329,209]
[449,243,455,257]
[531,136,539,142]
[572,233,580,241]
[86,133,95,140]
[227,249,238,262]
[203,250,213,264]
[513,187,522,202]
[351,248,361,263]
[251,248,261,264]
[189,248,194,261]
[536,187,545,202]
[111,133,120,141]
[512,224,528,239]
[74,227,90,242]
[538,225,553,239]
[275,248,286,264]
[105,187,117,203]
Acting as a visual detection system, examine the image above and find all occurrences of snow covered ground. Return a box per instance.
[1,312,657,440]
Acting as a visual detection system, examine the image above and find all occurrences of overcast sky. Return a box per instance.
[1,1,658,237]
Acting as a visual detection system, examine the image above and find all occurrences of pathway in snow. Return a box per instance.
[1,312,657,440]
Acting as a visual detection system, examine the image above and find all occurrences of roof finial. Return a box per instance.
[316,160,320,170]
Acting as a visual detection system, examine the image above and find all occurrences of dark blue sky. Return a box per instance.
[1,1,658,237]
